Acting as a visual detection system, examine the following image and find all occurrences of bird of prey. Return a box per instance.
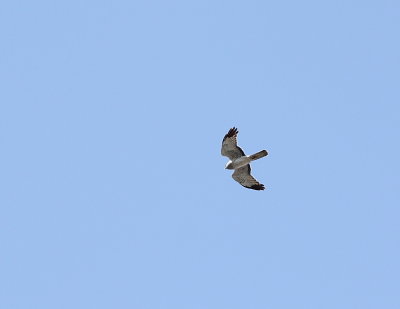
[221,127,268,190]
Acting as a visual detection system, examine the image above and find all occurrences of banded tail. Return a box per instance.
[249,150,268,161]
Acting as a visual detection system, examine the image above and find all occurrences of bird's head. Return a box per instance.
[225,161,234,170]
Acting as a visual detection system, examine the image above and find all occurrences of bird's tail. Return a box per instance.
[249,150,268,161]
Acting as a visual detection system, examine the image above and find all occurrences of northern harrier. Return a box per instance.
[221,127,268,190]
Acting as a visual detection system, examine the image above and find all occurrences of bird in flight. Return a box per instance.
[221,127,268,190]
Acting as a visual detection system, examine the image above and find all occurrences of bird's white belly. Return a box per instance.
[232,156,251,169]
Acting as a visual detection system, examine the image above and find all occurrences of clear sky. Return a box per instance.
[1,0,399,308]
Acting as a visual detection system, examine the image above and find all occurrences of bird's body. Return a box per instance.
[221,127,268,190]
[225,156,252,170]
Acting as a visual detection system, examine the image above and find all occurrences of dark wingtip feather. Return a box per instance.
[224,127,239,140]
[248,184,265,191]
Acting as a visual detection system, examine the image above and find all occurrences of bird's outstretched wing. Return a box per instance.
[221,127,245,160]
[232,165,265,190]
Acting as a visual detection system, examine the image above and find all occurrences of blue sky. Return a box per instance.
[1,0,399,308]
